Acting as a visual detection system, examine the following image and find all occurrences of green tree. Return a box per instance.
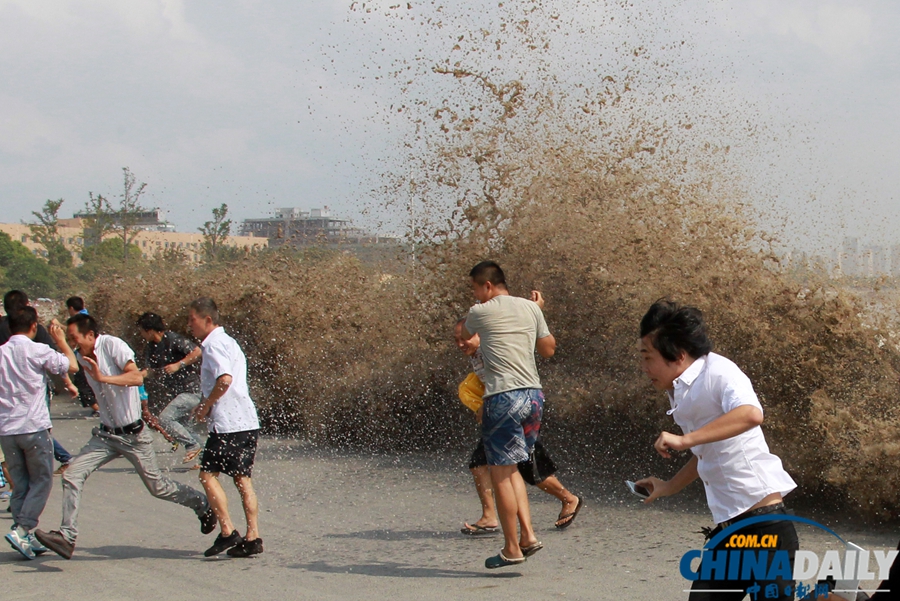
[28,198,73,268]
[76,237,143,282]
[198,203,232,261]
[113,167,148,265]
[80,167,149,267]
[80,192,116,248]
[0,232,57,297]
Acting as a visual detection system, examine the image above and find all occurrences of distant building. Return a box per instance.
[68,207,176,232]
[839,237,859,276]
[892,244,900,277]
[240,207,394,247]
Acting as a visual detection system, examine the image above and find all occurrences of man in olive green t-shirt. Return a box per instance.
[461,261,556,569]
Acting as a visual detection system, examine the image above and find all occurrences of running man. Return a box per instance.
[188,298,263,558]
[460,261,556,569]
[635,300,799,600]
[0,308,78,559]
[136,312,204,465]
[454,320,582,535]
[34,313,215,559]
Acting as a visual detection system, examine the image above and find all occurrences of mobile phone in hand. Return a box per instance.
[625,480,650,499]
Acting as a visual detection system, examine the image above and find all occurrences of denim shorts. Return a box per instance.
[481,388,544,466]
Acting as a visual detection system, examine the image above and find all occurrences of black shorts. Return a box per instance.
[200,429,259,477]
[468,439,557,485]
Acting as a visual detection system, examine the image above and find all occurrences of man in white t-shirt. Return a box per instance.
[0,307,78,559]
[461,261,557,569]
[187,297,263,558]
[635,300,799,601]
[34,313,215,560]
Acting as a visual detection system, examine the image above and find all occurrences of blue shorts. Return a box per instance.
[481,388,544,466]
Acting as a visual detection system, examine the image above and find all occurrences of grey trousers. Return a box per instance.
[0,430,54,531]
[60,426,209,542]
[158,393,203,450]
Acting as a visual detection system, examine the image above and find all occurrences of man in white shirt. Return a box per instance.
[0,307,78,559]
[188,297,263,558]
[635,300,799,601]
[461,261,557,569]
[34,313,215,560]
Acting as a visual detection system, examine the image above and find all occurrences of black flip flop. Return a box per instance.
[555,496,584,529]
[461,523,499,535]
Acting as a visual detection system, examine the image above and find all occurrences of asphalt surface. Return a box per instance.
[1,397,896,600]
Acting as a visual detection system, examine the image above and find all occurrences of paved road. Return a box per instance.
[1,397,895,600]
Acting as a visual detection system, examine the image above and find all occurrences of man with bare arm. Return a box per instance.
[461,261,557,569]
[188,298,263,558]
[454,320,582,535]
[34,313,215,559]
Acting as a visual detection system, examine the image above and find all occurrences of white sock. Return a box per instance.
[15,525,28,539]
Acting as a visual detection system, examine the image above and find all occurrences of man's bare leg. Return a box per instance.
[233,475,259,541]
[536,476,580,525]
[199,471,236,535]
[467,466,499,529]
[489,464,531,559]
[512,470,539,549]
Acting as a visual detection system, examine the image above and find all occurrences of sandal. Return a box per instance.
[182,448,202,464]
[485,550,526,569]
[555,496,584,529]
[521,541,543,557]
[461,523,499,535]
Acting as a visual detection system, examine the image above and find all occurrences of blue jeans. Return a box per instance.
[45,385,72,464]
[53,437,72,464]
[158,393,203,450]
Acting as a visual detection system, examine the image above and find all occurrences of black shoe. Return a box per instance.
[33,529,75,560]
[227,538,263,558]
[199,508,217,535]
[204,530,242,557]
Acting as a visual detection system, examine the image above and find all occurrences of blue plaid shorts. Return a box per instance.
[481,388,544,466]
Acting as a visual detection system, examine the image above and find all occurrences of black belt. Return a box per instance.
[718,502,786,530]
[100,419,144,436]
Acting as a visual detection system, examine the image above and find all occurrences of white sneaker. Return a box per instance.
[5,529,35,560]
[28,533,48,555]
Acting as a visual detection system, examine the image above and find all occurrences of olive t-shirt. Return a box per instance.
[464,295,551,396]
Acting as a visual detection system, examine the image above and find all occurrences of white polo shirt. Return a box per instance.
[667,353,796,524]
[79,335,142,429]
[200,327,259,434]
[0,335,70,436]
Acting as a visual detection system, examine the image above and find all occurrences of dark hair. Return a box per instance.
[67,313,100,337]
[189,297,220,325]
[639,299,713,362]
[3,290,28,314]
[136,312,166,332]
[8,306,38,335]
[66,296,85,312]
[469,261,506,287]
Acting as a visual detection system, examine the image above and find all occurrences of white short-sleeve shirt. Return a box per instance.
[667,353,797,524]
[200,327,259,434]
[0,335,71,435]
[79,334,142,429]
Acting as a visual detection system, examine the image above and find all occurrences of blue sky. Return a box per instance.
[1,0,898,252]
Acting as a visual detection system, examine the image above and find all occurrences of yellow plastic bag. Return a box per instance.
[458,372,485,412]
